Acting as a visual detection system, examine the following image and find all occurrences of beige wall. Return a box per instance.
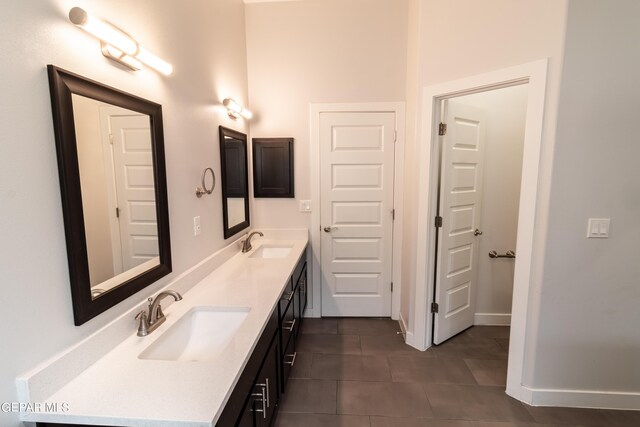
[0,1,249,425]
[458,85,528,321]
[73,95,116,285]
[528,0,640,392]
[245,0,409,229]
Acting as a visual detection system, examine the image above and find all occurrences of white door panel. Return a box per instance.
[434,101,486,344]
[320,112,395,317]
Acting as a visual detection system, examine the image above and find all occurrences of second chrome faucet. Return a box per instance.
[135,290,182,337]
[241,231,264,253]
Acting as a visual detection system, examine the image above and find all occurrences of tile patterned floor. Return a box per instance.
[275,318,640,427]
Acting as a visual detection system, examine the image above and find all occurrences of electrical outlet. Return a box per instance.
[193,216,201,236]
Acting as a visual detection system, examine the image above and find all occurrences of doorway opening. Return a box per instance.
[432,83,528,345]
[410,60,549,403]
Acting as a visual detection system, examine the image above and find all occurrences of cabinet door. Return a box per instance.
[255,336,280,427]
[237,399,256,427]
[295,263,307,337]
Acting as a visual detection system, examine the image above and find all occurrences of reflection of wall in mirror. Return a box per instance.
[73,95,115,286]
[227,198,246,228]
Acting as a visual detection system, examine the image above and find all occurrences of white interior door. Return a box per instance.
[434,100,486,344]
[109,114,159,271]
[320,111,395,317]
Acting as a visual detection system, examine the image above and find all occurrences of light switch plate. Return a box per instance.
[587,218,610,238]
[299,200,312,213]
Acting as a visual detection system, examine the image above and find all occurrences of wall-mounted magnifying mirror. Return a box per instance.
[219,126,250,239]
[47,65,171,325]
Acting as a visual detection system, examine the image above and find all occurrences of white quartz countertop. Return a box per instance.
[21,237,308,427]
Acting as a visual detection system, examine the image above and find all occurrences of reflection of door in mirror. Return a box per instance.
[72,95,160,298]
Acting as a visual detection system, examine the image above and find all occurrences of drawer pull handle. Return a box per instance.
[256,378,270,408]
[285,352,297,366]
[284,319,296,332]
[282,291,294,302]
[252,385,267,419]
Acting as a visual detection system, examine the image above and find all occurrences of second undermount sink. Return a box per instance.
[138,306,250,362]
[249,244,293,259]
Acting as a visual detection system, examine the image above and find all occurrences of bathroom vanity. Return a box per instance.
[20,234,308,427]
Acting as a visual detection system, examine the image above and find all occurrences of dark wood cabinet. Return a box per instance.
[252,138,294,198]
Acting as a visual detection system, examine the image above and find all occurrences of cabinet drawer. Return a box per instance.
[280,298,295,352]
[280,335,297,392]
[279,277,294,320]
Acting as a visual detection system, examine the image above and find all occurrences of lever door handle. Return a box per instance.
[474,229,483,236]
[323,226,337,233]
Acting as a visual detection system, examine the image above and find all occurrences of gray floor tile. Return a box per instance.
[290,352,313,379]
[279,379,337,414]
[371,417,474,426]
[431,333,507,360]
[297,333,362,355]
[275,412,370,427]
[338,380,433,418]
[463,359,508,386]
[361,334,436,357]
[311,354,391,381]
[494,338,510,352]
[303,318,339,334]
[474,422,584,427]
[423,384,534,422]
[338,318,401,335]
[524,405,640,426]
[466,326,511,340]
[389,356,477,385]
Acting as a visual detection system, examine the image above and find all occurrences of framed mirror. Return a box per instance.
[47,65,171,325]
[219,126,250,239]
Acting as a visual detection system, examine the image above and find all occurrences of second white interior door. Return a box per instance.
[434,100,486,344]
[320,111,395,317]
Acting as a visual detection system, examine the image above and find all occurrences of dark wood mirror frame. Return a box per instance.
[47,65,172,325]
[219,126,250,239]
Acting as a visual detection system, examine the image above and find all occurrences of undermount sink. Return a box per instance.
[249,244,293,259]
[138,306,250,362]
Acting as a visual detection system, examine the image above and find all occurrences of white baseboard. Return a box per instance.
[474,313,511,326]
[399,312,422,350]
[514,385,640,411]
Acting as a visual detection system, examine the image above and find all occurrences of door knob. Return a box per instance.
[323,226,337,233]
[474,229,483,236]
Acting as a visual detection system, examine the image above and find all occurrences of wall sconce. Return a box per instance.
[68,7,174,76]
[223,98,253,120]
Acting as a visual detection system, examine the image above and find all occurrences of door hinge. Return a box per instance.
[391,209,395,220]
[391,282,394,292]
[109,133,114,144]
[394,130,397,142]
[435,215,443,228]
[438,123,447,136]
[116,207,120,218]
[431,302,439,313]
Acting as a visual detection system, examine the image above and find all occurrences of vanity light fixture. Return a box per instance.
[68,7,174,76]
[223,98,253,120]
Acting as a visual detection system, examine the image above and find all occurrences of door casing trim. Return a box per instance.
[309,102,406,320]
[410,59,549,404]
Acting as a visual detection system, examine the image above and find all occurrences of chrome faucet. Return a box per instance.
[135,290,183,337]
[241,231,264,253]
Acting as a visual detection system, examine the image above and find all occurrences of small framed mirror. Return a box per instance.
[219,126,250,239]
[47,65,171,325]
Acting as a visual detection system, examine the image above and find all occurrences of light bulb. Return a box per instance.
[69,7,137,55]
[135,46,174,76]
